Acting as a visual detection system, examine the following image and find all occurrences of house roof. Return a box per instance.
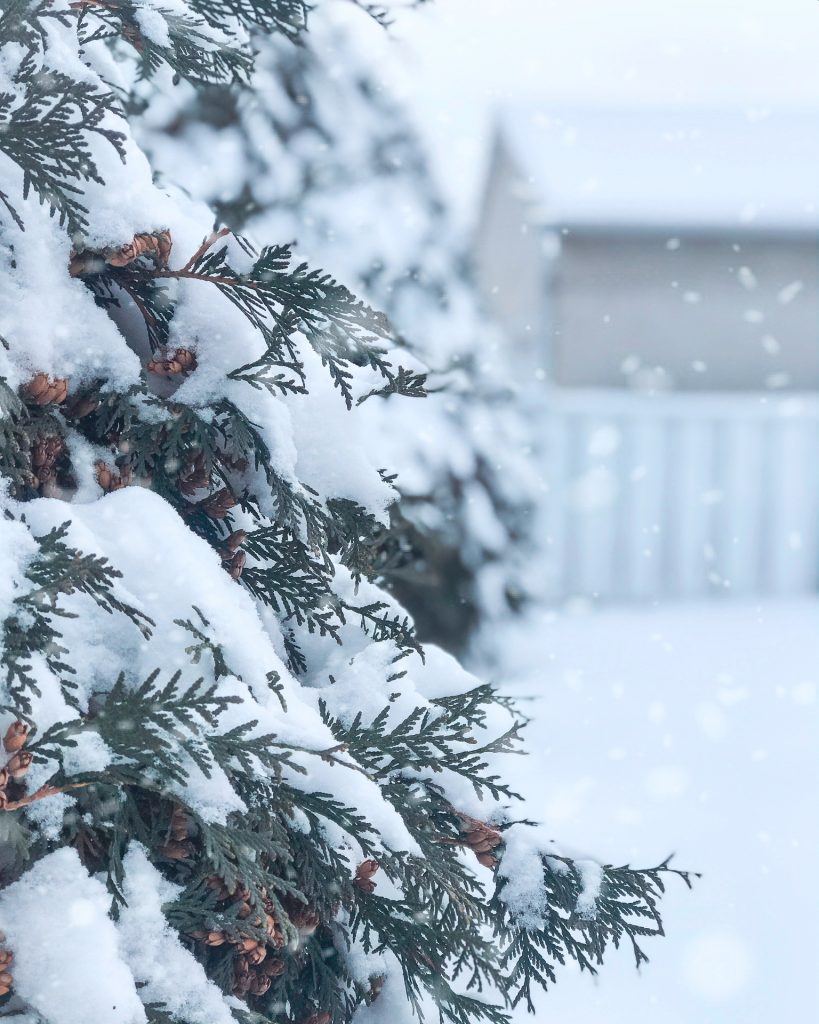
[497,106,819,233]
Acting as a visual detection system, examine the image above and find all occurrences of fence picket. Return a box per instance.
[540,389,819,603]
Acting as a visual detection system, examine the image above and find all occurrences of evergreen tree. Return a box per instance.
[0,4,691,1024]
[138,4,543,653]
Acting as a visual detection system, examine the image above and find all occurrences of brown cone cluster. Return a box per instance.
[69,229,172,276]
[107,230,172,269]
[198,487,238,520]
[95,461,132,493]
[225,550,246,579]
[190,875,307,999]
[288,904,320,938]
[353,859,379,894]
[65,395,99,420]
[303,1013,331,1024]
[220,525,248,580]
[457,813,503,869]
[30,435,65,493]
[147,347,198,377]
[178,451,210,496]
[219,453,249,474]
[158,805,197,861]
[0,721,32,811]
[22,373,68,406]
[232,951,285,997]
[0,937,13,997]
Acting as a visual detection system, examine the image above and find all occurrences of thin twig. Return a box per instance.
[2,779,92,812]
[181,227,231,272]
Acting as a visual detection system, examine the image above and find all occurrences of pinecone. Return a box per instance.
[475,852,498,868]
[120,22,145,51]
[31,435,64,472]
[155,230,173,266]
[106,230,172,269]
[31,435,65,492]
[3,721,29,754]
[289,907,320,937]
[233,950,279,998]
[147,347,198,377]
[198,487,238,519]
[190,928,227,946]
[168,804,192,841]
[365,974,385,1006]
[265,913,285,948]
[178,452,209,496]
[67,248,106,276]
[158,839,195,861]
[0,942,12,996]
[261,957,285,977]
[205,874,232,901]
[6,750,32,781]
[457,813,502,869]
[217,452,249,473]
[246,944,267,966]
[64,395,99,419]
[232,953,251,997]
[221,529,248,578]
[247,972,271,997]
[354,859,380,894]
[96,461,132,493]
[225,550,246,580]
[23,373,68,406]
[223,529,248,553]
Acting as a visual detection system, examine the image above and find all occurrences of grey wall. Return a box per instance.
[552,231,819,390]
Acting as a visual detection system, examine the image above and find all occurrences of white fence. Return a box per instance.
[539,388,819,602]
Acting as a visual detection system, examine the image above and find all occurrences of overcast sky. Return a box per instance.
[379,0,819,222]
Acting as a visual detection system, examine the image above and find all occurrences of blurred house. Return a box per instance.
[475,107,819,602]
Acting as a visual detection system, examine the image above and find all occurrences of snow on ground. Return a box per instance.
[476,599,818,1022]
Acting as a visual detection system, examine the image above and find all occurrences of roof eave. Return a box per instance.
[540,219,819,241]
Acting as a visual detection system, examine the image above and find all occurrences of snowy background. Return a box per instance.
[380,1,819,1020]
[494,600,818,1023]
[389,0,819,223]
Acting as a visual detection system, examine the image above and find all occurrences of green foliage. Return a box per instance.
[1,520,150,716]
[75,230,427,408]
[0,3,689,1024]
[0,377,34,492]
[493,854,696,1012]
[320,685,521,800]
[0,65,125,232]
[77,0,256,85]
[0,0,308,233]
[0,552,691,1022]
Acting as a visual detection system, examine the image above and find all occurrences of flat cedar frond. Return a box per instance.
[0,2,690,1021]
[82,233,418,410]
[76,1,255,85]
[339,599,422,659]
[492,853,698,1011]
[0,64,125,233]
[319,688,523,800]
